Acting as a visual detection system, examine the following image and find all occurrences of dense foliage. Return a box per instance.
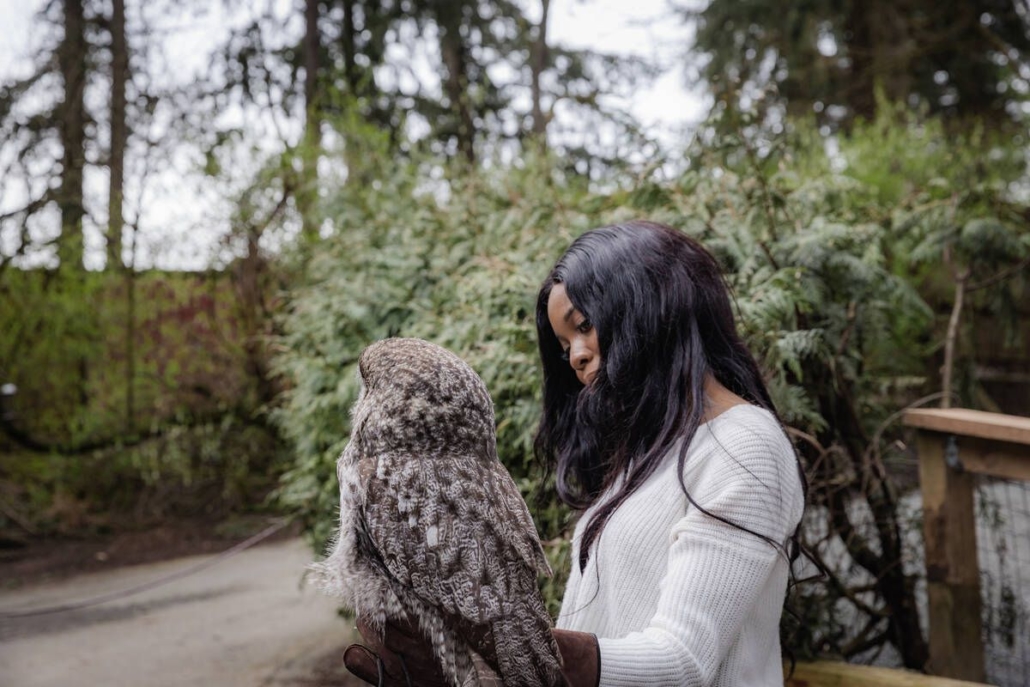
[274,112,1029,659]
[689,0,1030,127]
[272,146,602,612]
[4,0,1030,674]
[0,269,285,534]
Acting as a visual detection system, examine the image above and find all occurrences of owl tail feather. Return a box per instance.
[413,610,473,687]
[491,600,567,687]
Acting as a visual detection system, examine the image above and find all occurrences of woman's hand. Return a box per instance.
[344,614,503,686]
[344,615,598,687]
[553,629,601,687]
[344,615,450,687]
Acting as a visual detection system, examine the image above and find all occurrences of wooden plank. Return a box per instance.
[903,408,1030,446]
[785,661,991,686]
[917,433,986,682]
[953,435,1030,482]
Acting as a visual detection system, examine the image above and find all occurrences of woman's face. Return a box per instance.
[546,282,600,386]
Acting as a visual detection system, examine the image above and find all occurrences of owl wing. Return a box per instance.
[361,450,549,626]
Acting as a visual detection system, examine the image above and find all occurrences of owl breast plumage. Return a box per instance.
[312,337,565,687]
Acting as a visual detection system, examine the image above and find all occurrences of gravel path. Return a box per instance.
[0,537,360,687]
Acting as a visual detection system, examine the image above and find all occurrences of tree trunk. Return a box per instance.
[813,365,930,669]
[57,0,88,271]
[300,0,321,245]
[435,1,476,164]
[942,270,969,409]
[126,221,137,434]
[235,228,276,406]
[341,0,359,94]
[844,0,876,120]
[105,0,133,431]
[108,0,127,271]
[530,0,551,143]
[843,0,913,121]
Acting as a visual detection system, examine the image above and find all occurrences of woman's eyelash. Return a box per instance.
[576,320,592,333]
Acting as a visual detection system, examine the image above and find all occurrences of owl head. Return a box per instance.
[351,338,497,460]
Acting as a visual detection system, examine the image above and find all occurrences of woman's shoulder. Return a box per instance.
[675,403,805,546]
[683,403,799,489]
[703,403,792,451]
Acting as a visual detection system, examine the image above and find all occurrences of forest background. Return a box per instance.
[2,0,1030,674]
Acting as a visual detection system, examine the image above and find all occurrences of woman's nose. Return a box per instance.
[570,341,592,370]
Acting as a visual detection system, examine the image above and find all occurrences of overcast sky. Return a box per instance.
[0,0,708,270]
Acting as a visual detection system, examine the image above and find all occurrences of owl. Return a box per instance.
[311,337,565,687]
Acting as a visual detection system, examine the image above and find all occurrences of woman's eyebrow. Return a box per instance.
[563,305,577,322]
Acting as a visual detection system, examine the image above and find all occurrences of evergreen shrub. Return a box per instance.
[275,115,1028,658]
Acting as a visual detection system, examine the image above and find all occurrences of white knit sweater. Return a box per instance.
[555,404,805,686]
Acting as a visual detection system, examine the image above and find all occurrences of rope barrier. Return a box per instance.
[0,518,293,619]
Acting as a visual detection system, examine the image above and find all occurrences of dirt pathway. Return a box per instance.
[0,537,360,687]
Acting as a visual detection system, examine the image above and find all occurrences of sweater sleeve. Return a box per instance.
[595,423,804,686]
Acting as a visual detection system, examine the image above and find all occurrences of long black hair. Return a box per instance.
[533,220,807,572]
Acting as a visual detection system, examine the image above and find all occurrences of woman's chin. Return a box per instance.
[579,370,598,386]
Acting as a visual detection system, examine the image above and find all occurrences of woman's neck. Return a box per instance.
[702,375,749,424]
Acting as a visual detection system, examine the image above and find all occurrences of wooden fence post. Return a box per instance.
[916,430,986,682]
[896,409,1030,682]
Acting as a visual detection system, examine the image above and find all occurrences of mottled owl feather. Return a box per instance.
[312,338,564,687]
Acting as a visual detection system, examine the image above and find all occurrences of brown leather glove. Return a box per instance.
[344,616,598,687]
[553,629,601,687]
[344,615,503,686]
[344,615,449,687]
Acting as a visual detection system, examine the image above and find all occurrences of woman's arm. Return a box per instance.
[596,428,805,686]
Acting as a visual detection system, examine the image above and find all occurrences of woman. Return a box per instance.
[534,220,806,686]
[345,220,806,686]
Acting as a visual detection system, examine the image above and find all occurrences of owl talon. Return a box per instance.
[376,655,386,687]
[397,653,413,687]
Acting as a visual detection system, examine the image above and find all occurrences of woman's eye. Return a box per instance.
[560,348,570,362]
[576,320,592,334]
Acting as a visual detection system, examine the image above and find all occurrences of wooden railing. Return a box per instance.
[786,661,989,686]
[903,408,1030,683]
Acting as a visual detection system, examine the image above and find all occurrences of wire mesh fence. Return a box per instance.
[976,476,1030,687]
[792,444,1030,686]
